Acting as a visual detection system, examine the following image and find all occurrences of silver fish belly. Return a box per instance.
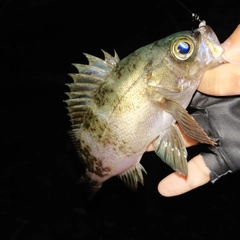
[64,21,224,198]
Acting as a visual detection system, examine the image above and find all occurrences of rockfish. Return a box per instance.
[65,21,224,198]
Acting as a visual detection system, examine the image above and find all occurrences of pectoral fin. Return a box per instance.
[160,98,215,146]
[154,124,188,176]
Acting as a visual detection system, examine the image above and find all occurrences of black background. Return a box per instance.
[1,0,240,239]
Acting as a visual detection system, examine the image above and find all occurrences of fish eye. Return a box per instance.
[171,37,195,61]
[177,42,190,54]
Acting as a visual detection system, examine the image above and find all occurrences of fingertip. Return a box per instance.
[157,172,187,197]
[157,180,171,197]
[157,179,168,196]
[157,155,211,197]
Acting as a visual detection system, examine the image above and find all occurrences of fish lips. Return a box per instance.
[197,23,224,63]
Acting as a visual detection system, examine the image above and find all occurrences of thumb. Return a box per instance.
[221,24,240,64]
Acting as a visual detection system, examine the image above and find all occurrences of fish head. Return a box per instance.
[149,21,224,95]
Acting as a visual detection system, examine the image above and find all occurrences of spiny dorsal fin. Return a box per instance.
[101,49,120,66]
[83,49,119,70]
[64,50,120,129]
[72,64,108,78]
[118,163,147,190]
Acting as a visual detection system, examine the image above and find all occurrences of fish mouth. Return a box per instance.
[197,23,225,65]
[216,55,225,64]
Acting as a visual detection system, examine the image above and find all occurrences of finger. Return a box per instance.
[221,24,240,64]
[146,143,154,152]
[158,154,210,197]
[198,63,240,96]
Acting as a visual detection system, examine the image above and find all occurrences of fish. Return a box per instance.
[64,20,224,199]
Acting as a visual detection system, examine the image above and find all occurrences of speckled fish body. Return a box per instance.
[65,21,224,198]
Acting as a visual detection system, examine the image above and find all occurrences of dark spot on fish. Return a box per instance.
[95,163,111,177]
[83,118,90,130]
[80,141,111,177]
[115,53,138,79]
[87,155,111,177]
[83,108,106,135]
[144,59,152,71]
[131,63,137,70]
[153,40,162,48]
[115,65,122,79]
[94,84,116,108]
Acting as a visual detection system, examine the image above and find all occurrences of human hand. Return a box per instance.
[198,24,240,96]
[158,24,240,197]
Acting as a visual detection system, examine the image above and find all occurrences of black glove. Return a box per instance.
[187,91,240,183]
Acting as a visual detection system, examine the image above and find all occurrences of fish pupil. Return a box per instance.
[177,42,190,54]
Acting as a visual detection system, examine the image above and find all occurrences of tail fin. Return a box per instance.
[77,174,102,201]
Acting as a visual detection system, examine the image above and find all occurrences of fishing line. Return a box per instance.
[176,0,201,31]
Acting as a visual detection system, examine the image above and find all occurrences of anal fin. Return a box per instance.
[118,163,147,190]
